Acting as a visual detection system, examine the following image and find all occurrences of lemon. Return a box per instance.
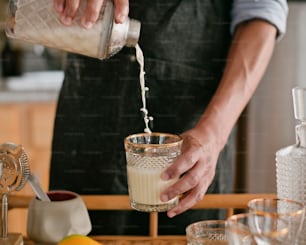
[58,234,102,245]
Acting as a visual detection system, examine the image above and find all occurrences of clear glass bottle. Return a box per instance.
[276,86,306,244]
[5,0,140,59]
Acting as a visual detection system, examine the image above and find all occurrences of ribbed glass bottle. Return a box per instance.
[276,87,306,244]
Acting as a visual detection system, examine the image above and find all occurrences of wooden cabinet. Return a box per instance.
[0,102,56,236]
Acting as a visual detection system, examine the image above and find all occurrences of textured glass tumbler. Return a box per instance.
[124,132,182,212]
[186,220,228,245]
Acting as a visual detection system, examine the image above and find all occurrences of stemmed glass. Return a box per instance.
[247,198,305,244]
[226,212,289,245]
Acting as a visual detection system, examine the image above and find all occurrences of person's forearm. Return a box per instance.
[196,19,277,149]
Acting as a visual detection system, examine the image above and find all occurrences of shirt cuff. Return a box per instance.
[231,0,289,41]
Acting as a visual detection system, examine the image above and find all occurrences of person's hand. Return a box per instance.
[53,0,129,28]
[160,126,222,218]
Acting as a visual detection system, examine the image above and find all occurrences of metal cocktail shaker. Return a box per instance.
[5,0,141,59]
[276,87,306,244]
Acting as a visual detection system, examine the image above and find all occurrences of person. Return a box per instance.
[50,0,288,235]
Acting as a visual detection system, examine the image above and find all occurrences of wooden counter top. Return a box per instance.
[24,236,186,245]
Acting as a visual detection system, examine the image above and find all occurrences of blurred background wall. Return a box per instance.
[246,1,306,193]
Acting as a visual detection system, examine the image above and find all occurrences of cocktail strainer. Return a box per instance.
[0,142,30,238]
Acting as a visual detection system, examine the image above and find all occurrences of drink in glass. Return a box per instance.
[124,132,182,212]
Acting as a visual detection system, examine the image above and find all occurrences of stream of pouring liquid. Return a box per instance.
[135,44,153,133]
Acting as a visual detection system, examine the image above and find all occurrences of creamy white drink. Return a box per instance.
[124,45,181,212]
[127,156,178,207]
[135,44,153,133]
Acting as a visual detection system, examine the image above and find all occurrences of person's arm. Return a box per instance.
[200,19,278,153]
[161,19,278,218]
[53,0,129,28]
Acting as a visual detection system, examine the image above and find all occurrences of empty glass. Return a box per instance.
[226,212,289,245]
[124,132,182,212]
[186,220,228,245]
[247,198,305,244]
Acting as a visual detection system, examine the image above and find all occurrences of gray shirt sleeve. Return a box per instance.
[231,0,289,40]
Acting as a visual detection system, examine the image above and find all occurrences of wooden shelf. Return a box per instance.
[0,102,56,235]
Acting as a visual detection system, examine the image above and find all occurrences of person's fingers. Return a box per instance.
[114,0,129,23]
[54,0,65,14]
[161,158,212,203]
[166,171,214,218]
[161,150,197,181]
[60,0,80,26]
[81,0,104,29]
[166,183,206,218]
[55,0,129,28]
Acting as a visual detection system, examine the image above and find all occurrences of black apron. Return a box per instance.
[50,0,235,235]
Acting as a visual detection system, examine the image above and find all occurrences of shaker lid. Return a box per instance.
[126,19,141,47]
